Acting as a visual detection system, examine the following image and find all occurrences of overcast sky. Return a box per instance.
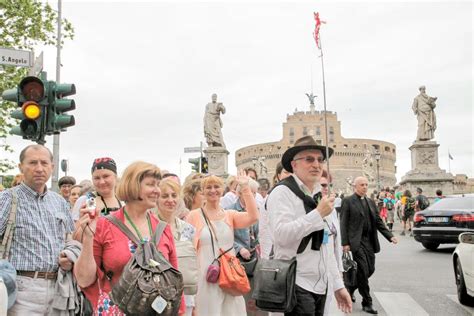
[3,0,473,185]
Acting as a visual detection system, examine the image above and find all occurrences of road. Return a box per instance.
[329,221,474,316]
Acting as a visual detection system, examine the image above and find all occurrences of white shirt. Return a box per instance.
[267,174,344,294]
[220,191,238,210]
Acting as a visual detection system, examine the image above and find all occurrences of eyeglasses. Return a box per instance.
[293,156,325,164]
[320,183,328,188]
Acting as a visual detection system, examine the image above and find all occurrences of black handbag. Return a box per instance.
[342,251,358,288]
[251,256,297,313]
[237,249,258,277]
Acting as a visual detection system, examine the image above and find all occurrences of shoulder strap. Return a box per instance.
[105,214,141,245]
[276,177,317,212]
[151,220,168,245]
[201,208,217,258]
[0,189,19,260]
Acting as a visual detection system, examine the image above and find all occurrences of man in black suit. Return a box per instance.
[340,176,398,314]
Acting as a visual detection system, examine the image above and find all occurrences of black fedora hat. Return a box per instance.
[282,136,334,173]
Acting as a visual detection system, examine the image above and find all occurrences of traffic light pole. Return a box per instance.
[51,0,63,192]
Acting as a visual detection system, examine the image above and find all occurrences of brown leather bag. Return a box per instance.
[106,215,183,316]
[218,247,251,296]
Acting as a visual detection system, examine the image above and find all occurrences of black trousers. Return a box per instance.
[285,285,327,316]
[349,245,375,306]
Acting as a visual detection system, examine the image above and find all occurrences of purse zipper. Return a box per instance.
[260,267,280,280]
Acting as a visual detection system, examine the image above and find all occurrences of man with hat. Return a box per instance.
[0,145,75,315]
[267,136,352,315]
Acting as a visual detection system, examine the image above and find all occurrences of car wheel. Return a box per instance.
[456,258,474,307]
[421,241,439,250]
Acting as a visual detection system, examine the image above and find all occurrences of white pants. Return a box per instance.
[8,276,55,316]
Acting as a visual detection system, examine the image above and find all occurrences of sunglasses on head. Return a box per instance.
[293,156,325,164]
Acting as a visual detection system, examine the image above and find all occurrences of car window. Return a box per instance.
[429,197,474,210]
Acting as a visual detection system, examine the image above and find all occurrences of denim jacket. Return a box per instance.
[231,199,259,254]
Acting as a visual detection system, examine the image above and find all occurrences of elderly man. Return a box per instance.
[267,136,352,315]
[340,176,398,314]
[0,145,75,315]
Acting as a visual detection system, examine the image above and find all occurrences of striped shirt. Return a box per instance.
[0,183,75,272]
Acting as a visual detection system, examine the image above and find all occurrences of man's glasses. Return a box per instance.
[293,156,325,164]
[320,183,328,188]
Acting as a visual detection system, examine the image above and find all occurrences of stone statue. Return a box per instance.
[305,92,317,106]
[204,93,226,147]
[412,86,437,141]
[361,146,375,183]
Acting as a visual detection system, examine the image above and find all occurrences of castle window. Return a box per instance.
[290,139,294,144]
[385,146,390,152]
[343,144,348,149]
[329,126,334,135]
[303,126,308,136]
[289,128,294,137]
[353,144,358,148]
[372,144,380,150]
[316,127,321,136]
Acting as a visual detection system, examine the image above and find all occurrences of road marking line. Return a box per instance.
[446,294,474,314]
[374,292,428,316]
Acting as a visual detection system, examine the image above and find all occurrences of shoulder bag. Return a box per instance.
[174,219,198,295]
[251,248,297,313]
[0,190,18,260]
[201,208,250,296]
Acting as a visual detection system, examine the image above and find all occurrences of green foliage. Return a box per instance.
[0,0,74,173]
[1,174,14,188]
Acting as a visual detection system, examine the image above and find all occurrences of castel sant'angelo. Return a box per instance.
[235,101,397,194]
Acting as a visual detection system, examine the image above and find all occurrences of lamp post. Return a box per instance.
[374,150,381,190]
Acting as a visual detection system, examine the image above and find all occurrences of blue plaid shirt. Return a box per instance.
[0,183,75,272]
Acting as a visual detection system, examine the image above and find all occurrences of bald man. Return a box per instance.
[340,177,398,314]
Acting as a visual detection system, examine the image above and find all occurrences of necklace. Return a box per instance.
[123,207,153,243]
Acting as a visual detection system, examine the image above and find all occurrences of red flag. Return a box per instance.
[313,12,325,49]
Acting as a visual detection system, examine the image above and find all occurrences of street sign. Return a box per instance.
[28,52,43,76]
[184,146,201,153]
[0,47,33,68]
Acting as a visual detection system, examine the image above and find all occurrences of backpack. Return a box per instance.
[106,215,184,316]
[419,195,430,210]
[406,198,416,212]
[386,199,394,211]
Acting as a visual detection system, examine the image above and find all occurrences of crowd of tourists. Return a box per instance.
[0,140,442,316]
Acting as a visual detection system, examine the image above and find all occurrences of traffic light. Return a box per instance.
[188,157,200,173]
[201,157,208,173]
[45,81,76,134]
[2,76,47,143]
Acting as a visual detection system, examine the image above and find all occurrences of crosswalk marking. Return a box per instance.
[374,292,428,316]
[446,294,474,315]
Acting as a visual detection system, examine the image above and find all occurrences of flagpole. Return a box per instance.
[318,34,331,192]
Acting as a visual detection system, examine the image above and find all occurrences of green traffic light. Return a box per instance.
[2,88,19,102]
[54,114,75,129]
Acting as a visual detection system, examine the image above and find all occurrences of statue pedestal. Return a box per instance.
[399,140,453,198]
[204,147,229,177]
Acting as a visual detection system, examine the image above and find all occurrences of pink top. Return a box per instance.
[81,208,185,313]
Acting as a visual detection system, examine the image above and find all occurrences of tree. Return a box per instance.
[0,0,74,173]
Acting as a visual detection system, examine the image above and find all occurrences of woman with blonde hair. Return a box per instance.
[74,161,184,314]
[186,171,258,315]
[155,178,197,316]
